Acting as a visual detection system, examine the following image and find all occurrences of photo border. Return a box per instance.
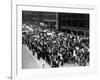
[11,1,97,80]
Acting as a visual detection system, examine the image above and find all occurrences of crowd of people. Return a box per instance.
[22,23,89,68]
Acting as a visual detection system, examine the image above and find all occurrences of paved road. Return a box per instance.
[22,45,51,69]
[22,45,40,69]
[22,45,81,69]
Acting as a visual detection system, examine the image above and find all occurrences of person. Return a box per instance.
[42,64,45,68]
